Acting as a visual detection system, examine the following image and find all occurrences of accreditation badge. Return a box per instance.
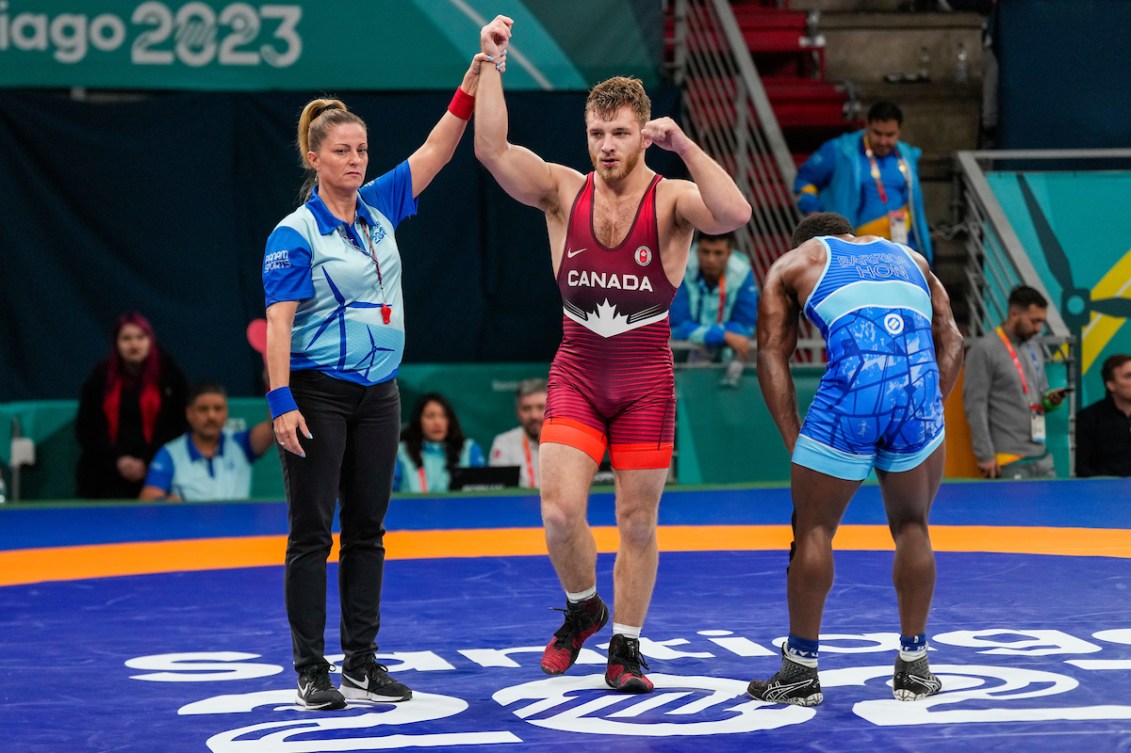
[1030,410,1047,443]
[888,209,910,244]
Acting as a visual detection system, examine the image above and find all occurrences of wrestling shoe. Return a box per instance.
[540,595,609,675]
[747,653,823,707]
[604,634,654,693]
[296,665,347,710]
[340,661,413,703]
[892,654,942,701]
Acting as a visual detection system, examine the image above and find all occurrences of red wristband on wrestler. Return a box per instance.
[448,87,475,120]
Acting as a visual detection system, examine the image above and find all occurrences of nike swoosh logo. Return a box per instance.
[566,247,587,258]
[343,672,368,689]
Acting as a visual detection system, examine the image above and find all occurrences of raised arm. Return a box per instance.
[473,18,567,212]
[644,118,752,234]
[756,254,803,452]
[406,51,491,198]
[916,254,964,398]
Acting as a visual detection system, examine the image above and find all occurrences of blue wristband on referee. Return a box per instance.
[266,386,299,419]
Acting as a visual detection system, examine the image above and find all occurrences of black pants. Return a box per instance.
[281,371,400,673]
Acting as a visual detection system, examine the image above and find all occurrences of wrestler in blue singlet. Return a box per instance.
[793,236,945,480]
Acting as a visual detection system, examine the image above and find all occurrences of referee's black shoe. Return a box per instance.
[340,661,413,703]
[296,665,347,710]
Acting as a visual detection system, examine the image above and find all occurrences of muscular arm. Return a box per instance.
[916,254,963,398]
[473,20,567,214]
[756,255,803,452]
[645,119,751,233]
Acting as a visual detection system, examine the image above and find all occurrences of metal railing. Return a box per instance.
[672,0,800,281]
[953,148,1131,473]
[670,0,827,361]
[955,148,1131,340]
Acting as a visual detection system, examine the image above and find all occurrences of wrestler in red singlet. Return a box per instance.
[541,172,677,470]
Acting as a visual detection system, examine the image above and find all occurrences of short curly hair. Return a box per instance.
[585,76,651,126]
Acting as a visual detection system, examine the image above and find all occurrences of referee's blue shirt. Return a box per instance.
[263,161,418,386]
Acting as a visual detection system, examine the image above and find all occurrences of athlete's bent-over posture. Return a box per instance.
[747,212,963,706]
[474,18,751,692]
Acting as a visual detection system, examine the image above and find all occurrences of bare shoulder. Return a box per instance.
[780,238,827,276]
[767,239,826,296]
[544,163,587,217]
[904,246,933,278]
[654,177,696,222]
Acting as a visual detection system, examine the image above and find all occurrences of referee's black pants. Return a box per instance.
[280,370,400,674]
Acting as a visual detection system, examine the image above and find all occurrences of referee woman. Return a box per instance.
[261,19,509,711]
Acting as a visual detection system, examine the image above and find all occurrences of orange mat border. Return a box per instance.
[2,524,1128,588]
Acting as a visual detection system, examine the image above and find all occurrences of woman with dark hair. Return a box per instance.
[394,393,485,492]
[75,312,188,499]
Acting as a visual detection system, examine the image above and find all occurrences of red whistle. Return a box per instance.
[382,305,391,325]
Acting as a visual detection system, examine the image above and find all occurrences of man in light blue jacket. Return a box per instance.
[670,231,759,369]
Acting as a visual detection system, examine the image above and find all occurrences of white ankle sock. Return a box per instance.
[566,585,597,604]
[612,623,641,640]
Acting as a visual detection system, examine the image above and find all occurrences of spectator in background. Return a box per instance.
[489,378,547,488]
[963,285,1068,479]
[75,312,188,499]
[793,102,933,264]
[670,230,759,367]
[140,382,273,501]
[1076,354,1131,478]
[395,392,485,492]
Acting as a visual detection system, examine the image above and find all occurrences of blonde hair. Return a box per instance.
[296,97,366,200]
[585,76,651,126]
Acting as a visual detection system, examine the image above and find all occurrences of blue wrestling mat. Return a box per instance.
[2,480,1130,753]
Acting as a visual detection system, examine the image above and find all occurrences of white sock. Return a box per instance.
[612,623,641,640]
[566,585,597,604]
[899,647,928,662]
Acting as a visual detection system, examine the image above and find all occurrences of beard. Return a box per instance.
[591,144,642,182]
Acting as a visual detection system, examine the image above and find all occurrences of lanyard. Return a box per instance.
[417,466,428,493]
[996,326,1040,410]
[716,275,726,323]
[521,433,536,487]
[357,217,392,325]
[694,275,727,324]
[863,135,910,207]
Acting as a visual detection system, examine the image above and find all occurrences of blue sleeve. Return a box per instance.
[794,138,837,213]
[359,160,418,228]
[669,283,695,339]
[724,270,759,336]
[234,430,258,462]
[144,447,175,493]
[672,281,721,345]
[263,226,314,307]
[467,441,485,468]
[701,324,726,347]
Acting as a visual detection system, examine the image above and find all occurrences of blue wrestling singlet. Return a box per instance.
[794,237,945,480]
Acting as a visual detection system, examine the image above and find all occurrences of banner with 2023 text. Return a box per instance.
[0,0,659,91]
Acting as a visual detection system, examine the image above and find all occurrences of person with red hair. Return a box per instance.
[75,312,188,499]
